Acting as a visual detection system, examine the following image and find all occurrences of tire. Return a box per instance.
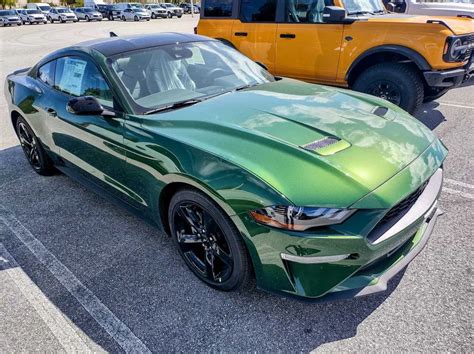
[61,19,65,23]
[15,116,55,176]
[168,12,172,18]
[168,188,252,291]
[122,15,126,21]
[352,63,424,114]
[134,15,138,21]
[85,15,90,22]
[151,12,156,19]
[177,15,182,18]
[43,21,47,24]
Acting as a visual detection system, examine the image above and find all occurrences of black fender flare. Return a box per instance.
[346,45,432,82]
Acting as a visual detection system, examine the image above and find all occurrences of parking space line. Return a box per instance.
[439,102,474,110]
[442,187,474,200]
[0,205,151,354]
[0,244,103,353]
[444,178,474,190]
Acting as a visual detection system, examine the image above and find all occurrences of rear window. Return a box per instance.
[204,0,233,17]
[240,0,277,22]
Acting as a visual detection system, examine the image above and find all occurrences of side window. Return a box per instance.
[37,61,55,87]
[285,0,332,23]
[204,0,233,17]
[54,57,113,107]
[240,0,277,22]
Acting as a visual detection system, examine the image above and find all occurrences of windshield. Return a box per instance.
[57,9,68,13]
[27,9,41,14]
[0,10,17,16]
[110,41,275,113]
[84,8,95,12]
[38,5,51,11]
[342,0,385,14]
[131,4,144,9]
[164,4,174,7]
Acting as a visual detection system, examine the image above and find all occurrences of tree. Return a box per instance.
[1,0,16,10]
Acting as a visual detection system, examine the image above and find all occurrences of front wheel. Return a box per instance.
[134,15,138,21]
[85,15,90,22]
[168,12,173,18]
[16,116,55,176]
[122,15,126,21]
[168,189,252,291]
[177,15,182,18]
[352,63,424,114]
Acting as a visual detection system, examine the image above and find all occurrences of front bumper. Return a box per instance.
[424,57,474,88]
[234,140,446,300]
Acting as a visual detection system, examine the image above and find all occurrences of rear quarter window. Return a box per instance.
[204,0,233,17]
[37,61,55,87]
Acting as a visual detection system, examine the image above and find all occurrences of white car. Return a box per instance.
[16,9,48,25]
[0,9,22,26]
[121,7,151,21]
[160,2,184,17]
[48,8,78,23]
[74,7,103,21]
[387,0,474,18]
[145,4,168,19]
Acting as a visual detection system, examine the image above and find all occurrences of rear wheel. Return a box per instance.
[15,116,55,176]
[353,63,424,114]
[168,189,252,291]
[122,15,126,21]
[85,15,90,22]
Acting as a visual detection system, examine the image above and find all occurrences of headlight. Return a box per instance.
[250,206,356,231]
[444,36,470,62]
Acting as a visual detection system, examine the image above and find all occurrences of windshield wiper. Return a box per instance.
[144,99,202,115]
[234,83,260,92]
[349,10,375,15]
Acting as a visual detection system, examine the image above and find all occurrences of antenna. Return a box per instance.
[110,32,118,38]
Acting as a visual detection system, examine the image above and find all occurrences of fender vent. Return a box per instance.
[302,137,340,151]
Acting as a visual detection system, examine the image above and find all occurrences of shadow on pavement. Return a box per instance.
[415,101,446,131]
[0,146,403,352]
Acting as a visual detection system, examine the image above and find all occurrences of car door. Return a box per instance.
[231,0,278,72]
[275,0,344,83]
[50,55,131,200]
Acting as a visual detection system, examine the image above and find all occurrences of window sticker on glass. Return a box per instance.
[57,58,87,96]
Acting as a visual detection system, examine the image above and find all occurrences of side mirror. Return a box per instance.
[322,6,347,23]
[66,96,115,117]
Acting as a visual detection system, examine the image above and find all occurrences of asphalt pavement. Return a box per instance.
[1,18,473,352]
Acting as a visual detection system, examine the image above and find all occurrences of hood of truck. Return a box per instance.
[367,14,474,35]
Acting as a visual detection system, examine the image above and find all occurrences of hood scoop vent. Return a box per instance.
[301,137,351,156]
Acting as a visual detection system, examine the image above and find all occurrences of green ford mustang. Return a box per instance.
[4,33,447,300]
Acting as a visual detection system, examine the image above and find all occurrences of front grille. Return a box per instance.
[367,180,429,243]
[462,34,474,62]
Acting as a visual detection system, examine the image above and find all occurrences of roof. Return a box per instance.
[75,33,214,57]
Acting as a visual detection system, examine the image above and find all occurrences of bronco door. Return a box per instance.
[275,0,344,83]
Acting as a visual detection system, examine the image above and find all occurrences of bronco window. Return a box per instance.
[285,0,333,23]
[204,0,233,17]
[240,0,277,22]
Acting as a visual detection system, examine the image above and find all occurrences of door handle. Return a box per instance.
[234,32,248,37]
[46,108,57,117]
[280,33,296,39]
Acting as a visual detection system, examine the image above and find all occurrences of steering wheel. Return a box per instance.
[206,68,227,84]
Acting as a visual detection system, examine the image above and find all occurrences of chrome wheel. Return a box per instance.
[18,122,40,171]
[173,202,233,285]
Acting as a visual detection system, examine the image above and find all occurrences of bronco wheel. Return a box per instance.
[16,116,55,175]
[353,63,424,114]
[168,188,252,291]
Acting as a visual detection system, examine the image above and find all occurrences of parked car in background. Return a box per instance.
[198,0,474,114]
[26,3,52,16]
[121,7,151,21]
[74,7,103,21]
[160,2,184,17]
[97,4,122,20]
[0,9,22,26]
[5,33,448,300]
[385,0,474,17]
[48,8,78,23]
[179,3,200,14]
[145,4,168,18]
[16,9,47,25]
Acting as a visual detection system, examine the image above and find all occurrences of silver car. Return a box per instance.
[160,3,184,18]
[0,9,22,27]
[48,7,78,23]
[74,7,103,21]
[16,9,47,25]
[121,7,151,21]
[145,4,168,19]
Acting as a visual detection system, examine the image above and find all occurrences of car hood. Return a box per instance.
[140,79,444,207]
[367,14,474,35]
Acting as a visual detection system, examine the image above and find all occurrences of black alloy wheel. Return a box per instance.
[15,117,55,175]
[365,80,402,106]
[168,189,252,291]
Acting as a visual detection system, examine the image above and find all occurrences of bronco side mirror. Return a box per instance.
[323,6,347,23]
[67,96,115,117]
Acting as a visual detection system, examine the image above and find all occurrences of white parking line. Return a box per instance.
[0,205,151,354]
[442,187,474,200]
[0,244,104,353]
[444,178,474,190]
[439,102,474,110]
